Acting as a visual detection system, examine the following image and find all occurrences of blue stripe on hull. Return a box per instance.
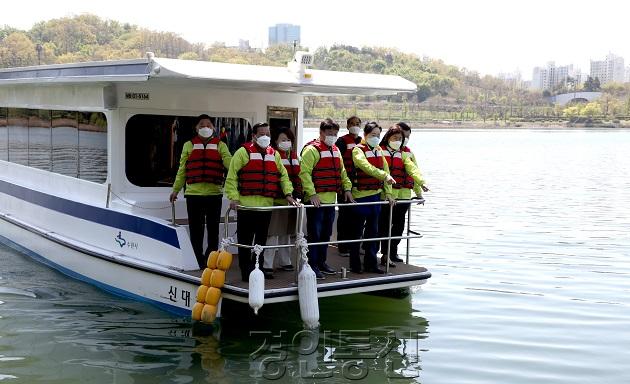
[0,234,191,317]
[0,179,180,248]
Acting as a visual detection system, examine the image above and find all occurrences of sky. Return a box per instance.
[2,0,629,80]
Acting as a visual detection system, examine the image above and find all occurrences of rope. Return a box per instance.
[220,237,234,251]
[295,232,309,263]
[252,244,264,268]
[109,190,173,210]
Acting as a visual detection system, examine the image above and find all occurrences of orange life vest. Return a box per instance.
[238,142,281,198]
[309,140,342,194]
[340,133,359,176]
[385,148,414,189]
[185,136,226,185]
[353,144,385,191]
[279,150,302,198]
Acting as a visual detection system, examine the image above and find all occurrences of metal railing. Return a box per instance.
[222,199,424,282]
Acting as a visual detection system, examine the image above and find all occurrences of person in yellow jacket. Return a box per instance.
[349,121,396,274]
[300,119,354,279]
[377,124,429,265]
[170,114,232,269]
[225,122,298,281]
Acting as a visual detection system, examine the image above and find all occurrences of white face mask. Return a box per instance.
[256,135,271,148]
[403,137,410,147]
[198,127,213,138]
[389,140,402,150]
[278,141,292,151]
[366,136,381,148]
[348,126,361,135]
[324,135,337,147]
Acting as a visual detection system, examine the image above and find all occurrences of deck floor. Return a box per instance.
[185,246,428,289]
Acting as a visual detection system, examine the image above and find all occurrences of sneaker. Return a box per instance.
[390,256,404,263]
[313,268,325,280]
[279,264,294,271]
[365,267,386,274]
[319,263,337,275]
[263,271,275,280]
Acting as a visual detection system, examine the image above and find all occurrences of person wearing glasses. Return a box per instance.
[300,118,354,279]
[225,122,299,281]
[170,114,232,269]
[349,121,395,275]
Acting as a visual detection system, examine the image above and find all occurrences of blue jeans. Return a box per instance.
[306,205,336,269]
[349,194,382,271]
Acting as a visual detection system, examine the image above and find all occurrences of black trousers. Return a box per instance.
[336,198,352,253]
[236,209,272,281]
[378,201,411,259]
[186,195,223,269]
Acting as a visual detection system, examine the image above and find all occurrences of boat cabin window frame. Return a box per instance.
[123,112,254,188]
[0,106,108,183]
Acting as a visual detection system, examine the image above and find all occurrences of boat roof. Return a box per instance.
[0,56,417,96]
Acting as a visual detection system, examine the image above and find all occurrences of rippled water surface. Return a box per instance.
[2,129,630,383]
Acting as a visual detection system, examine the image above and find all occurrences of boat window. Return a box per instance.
[125,114,251,187]
[52,110,79,178]
[0,108,7,161]
[78,112,107,183]
[0,107,107,183]
[8,108,29,166]
[28,109,52,172]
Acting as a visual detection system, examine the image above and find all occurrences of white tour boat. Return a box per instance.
[0,52,431,318]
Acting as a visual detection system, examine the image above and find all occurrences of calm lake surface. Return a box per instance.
[2,129,630,383]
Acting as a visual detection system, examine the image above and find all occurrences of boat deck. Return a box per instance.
[184,246,431,304]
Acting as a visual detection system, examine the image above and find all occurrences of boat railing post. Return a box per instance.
[406,202,411,264]
[171,201,177,226]
[386,200,393,274]
[106,183,111,208]
[224,207,232,239]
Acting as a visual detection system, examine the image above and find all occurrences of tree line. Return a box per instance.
[2,14,629,124]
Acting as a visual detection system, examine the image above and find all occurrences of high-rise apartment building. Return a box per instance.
[268,24,301,46]
[590,53,625,84]
[531,62,579,90]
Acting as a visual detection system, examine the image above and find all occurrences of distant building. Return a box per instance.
[238,39,251,51]
[625,66,630,83]
[531,62,580,91]
[268,23,300,46]
[497,71,523,89]
[590,53,625,85]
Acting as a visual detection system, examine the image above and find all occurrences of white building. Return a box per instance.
[531,62,579,90]
[590,53,625,84]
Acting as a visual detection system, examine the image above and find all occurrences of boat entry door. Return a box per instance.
[267,106,298,145]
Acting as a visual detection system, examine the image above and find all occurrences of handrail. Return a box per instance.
[221,198,424,280]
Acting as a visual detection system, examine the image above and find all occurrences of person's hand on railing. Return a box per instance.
[286,195,300,206]
[310,194,322,207]
[229,200,240,210]
[385,175,396,185]
[387,196,396,206]
[343,191,355,203]
[421,185,430,192]
[169,191,178,203]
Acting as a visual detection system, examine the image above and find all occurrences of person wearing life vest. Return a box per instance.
[300,118,354,279]
[225,122,299,281]
[334,116,362,257]
[264,127,302,275]
[170,114,232,269]
[349,121,396,274]
[377,124,428,266]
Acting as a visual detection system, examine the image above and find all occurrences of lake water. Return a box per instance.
[2,129,630,383]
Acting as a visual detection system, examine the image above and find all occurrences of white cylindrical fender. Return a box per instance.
[249,244,265,315]
[298,263,320,329]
